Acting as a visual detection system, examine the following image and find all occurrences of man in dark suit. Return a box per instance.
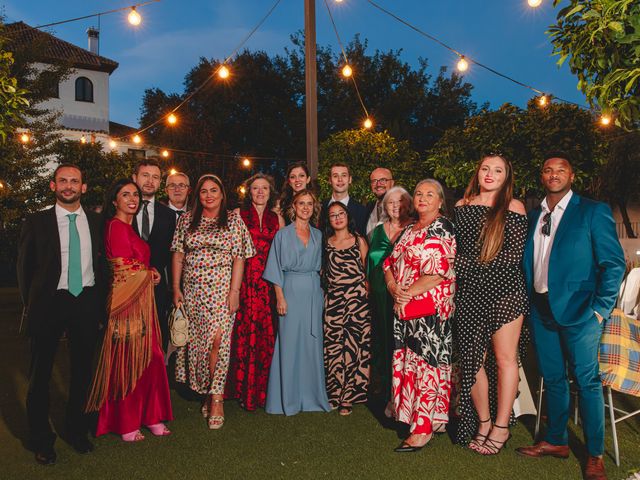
[320,163,368,236]
[516,154,625,480]
[165,171,191,218]
[131,159,176,348]
[17,164,107,465]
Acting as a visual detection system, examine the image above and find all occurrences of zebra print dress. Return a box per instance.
[323,238,371,408]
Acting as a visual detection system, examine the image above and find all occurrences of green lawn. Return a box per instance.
[1,288,638,480]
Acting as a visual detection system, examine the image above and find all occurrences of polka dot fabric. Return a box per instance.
[452,205,529,445]
[171,211,255,395]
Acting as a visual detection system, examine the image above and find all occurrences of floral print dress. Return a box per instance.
[171,211,255,395]
[383,217,456,435]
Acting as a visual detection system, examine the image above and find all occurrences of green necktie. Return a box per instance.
[67,213,83,297]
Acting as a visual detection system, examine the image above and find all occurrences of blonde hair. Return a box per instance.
[288,189,320,225]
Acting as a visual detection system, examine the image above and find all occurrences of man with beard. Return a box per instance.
[17,164,107,465]
[366,167,394,238]
[131,159,176,348]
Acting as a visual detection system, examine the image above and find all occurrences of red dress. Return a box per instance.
[225,206,279,410]
[96,218,173,436]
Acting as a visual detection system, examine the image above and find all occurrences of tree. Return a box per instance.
[427,101,605,199]
[318,129,421,202]
[548,0,640,129]
[594,131,640,237]
[0,36,29,141]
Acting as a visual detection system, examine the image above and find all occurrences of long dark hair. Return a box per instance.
[280,162,312,212]
[242,173,278,210]
[102,178,142,222]
[462,154,515,263]
[321,201,360,288]
[189,174,228,232]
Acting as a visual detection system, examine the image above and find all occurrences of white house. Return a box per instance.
[7,21,155,159]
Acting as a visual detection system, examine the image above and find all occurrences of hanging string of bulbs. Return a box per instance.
[360,0,613,126]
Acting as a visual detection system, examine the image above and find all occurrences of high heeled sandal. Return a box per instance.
[147,423,171,436]
[207,399,225,430]
[338,405,352,416]
[468,418,491,452]
[477,424,512,456]
[121,430,145,442]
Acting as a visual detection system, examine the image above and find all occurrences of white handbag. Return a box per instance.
[169,304,189,347]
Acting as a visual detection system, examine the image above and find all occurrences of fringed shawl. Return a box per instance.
[86,257,160,411]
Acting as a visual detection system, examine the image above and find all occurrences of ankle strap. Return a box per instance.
[478,418,491,424]
[493,424,509,429]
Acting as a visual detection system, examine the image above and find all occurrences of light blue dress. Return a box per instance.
[263,223,330,415]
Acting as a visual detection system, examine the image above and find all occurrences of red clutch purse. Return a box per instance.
[400,294,436,321]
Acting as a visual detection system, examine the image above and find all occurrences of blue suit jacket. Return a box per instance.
[523,193,625,326]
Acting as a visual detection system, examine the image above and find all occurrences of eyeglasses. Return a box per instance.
[541,212,551,236]
[167,183,189,190]
[329,211,347,220]
[370,178,391,186]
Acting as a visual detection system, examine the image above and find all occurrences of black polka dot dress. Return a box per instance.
[452,205,529,445]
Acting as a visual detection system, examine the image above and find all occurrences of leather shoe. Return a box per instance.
[35,448,56,466]
[516,441,570,459]
[584,456,607,480]
[70,437,94,454]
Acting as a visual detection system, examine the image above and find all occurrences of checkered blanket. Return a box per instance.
[599,308,640,397]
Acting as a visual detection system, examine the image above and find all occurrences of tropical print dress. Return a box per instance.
[383,217,456,435]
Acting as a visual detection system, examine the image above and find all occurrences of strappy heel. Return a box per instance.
[477,424,512,456]
[468,418,491,452]
[207,399,225,430]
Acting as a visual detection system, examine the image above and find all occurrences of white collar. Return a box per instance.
[55,203,84,218]
[541,190,573,214]
[168,201,185,212]
[330,194,349,206]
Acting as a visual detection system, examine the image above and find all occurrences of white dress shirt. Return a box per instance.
[533,190,573,293]
[329,194,350,207]
[136,196,156,234]
[55,204,95,290]
[366,199,384,237]
[168,201,186,216]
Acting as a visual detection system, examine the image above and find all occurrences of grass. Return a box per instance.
[1,287,639,480]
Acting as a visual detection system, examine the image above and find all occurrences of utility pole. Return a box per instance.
[304,0,319,178]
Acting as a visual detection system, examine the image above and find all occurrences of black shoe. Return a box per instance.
[70,437,94,454]
[35,448,56,465]
[394,442,426,453]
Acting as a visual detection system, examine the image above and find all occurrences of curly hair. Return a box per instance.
[287,189,320,225]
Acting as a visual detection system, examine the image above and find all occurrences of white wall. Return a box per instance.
[36,62,110,132]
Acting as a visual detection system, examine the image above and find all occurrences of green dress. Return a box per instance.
[366,223,394,399]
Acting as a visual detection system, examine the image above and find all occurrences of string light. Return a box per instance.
[109,140,117,149]
[0,181,4,190]
[538,95,548,107]
[242,157,252,167]
[527,0,542,7]
[161,149,170,157]
[457,56,469,72]
[218,65,230,79]
[169,168,178,175]
[600,114,612,126]
[128,7,142,26]
[239,186,247,195]
[19,133,30,144]
[167,113,177,125]
[363,118,373,129]
[341,65,353,77]
[133,134,142,144]
[80,135,87,144]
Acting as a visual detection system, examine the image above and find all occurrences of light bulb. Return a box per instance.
[0,181,4,189]
[239,186,247,195]
[167,113,177,125]
[109,140,117,149]
[538,95,548,107]
[528,0,542,7]
[218,65,230,79]
[20,133,30,143]
[242,158,251,167]
[133,134,141,144]
[600,115,611,126]
[169,168,178,175]
[457,56,469,72]
[161,149,170,158]
[80,135,87,144]
[363,118,373,129]
[342,65,353,78]
[128,7,142,26]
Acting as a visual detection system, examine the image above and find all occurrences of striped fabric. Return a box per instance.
[599,308,640,397]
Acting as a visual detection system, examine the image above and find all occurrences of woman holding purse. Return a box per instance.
[383,179,456,452]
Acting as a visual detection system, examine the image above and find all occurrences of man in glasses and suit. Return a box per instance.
[132,159,176,349]
[517,153,625,480]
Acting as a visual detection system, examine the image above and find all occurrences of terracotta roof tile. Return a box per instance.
[4,21,119,74]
